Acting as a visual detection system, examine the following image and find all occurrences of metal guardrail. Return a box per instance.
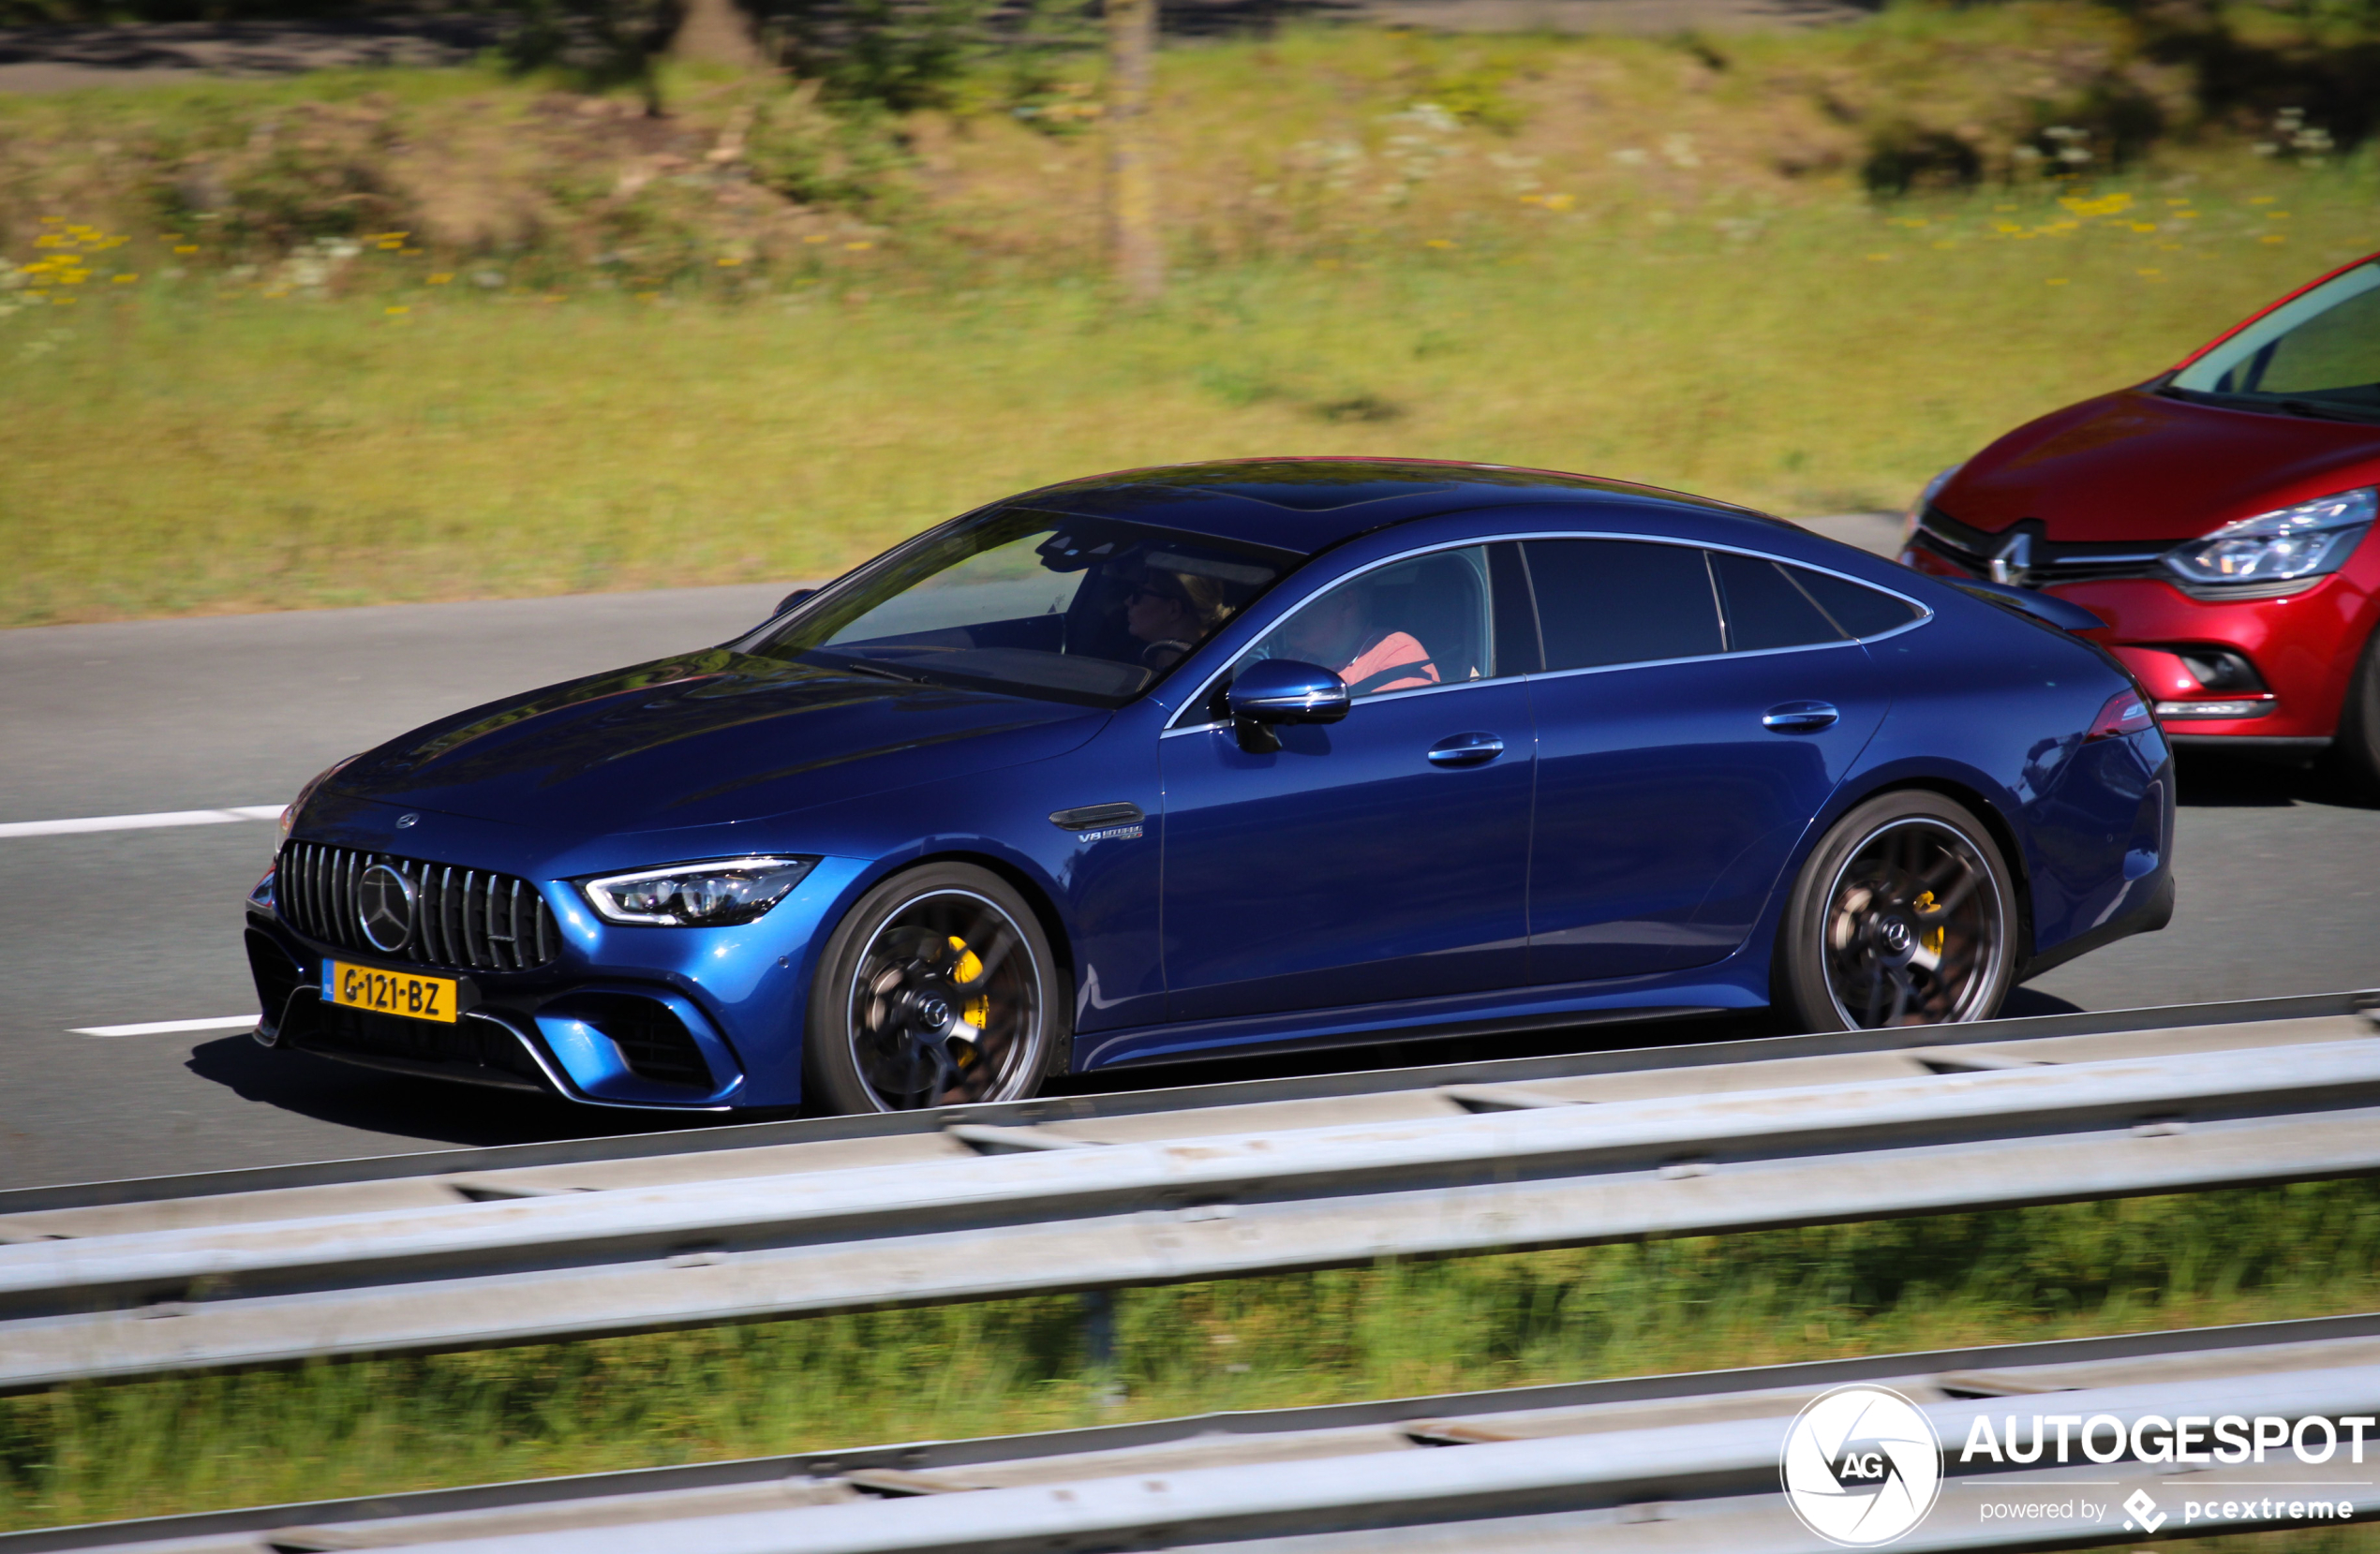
[3,1007,2378,1389]
[15,1313,2380,1553]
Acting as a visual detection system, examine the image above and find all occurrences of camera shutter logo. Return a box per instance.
[357,865,418,953]
[1780,1384,1943,1547]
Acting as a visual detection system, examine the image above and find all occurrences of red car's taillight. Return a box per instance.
[2088,689,2157,741]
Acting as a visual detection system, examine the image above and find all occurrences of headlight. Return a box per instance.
[1902,462,1964,543]
[282,755,358,841]
[2164,487,2373,588]
[579,857,818,927]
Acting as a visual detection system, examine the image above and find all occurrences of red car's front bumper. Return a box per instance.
[1901,544,2379,746]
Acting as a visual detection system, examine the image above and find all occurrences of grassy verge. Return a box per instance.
[4,154,2373,627]
[7,1179,2380,1531]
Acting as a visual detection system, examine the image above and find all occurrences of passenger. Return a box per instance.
[1274,585,1438,695]
[1125,570,1228,670]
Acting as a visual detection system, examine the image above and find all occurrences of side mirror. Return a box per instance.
[1227,659,1350,726]
[772,586,817,620]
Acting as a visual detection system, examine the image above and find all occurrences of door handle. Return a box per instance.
[1427,733,1507,768]
[1762,701,1839,733]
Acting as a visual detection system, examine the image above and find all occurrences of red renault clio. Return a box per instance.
[1901,253,2380,792]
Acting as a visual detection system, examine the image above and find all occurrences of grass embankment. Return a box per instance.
[7,1180,2380,1532]
[2,3,2376,625]
[3,156,2374,626]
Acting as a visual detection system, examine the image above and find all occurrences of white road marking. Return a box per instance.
[71,1015,261,1038]
[0,806,285,839]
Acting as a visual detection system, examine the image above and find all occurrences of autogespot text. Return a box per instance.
[1961,1413,2378,1466]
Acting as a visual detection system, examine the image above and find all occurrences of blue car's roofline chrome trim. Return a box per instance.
[1162,529,1935,735]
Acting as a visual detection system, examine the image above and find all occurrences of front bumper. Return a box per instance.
[245,918,750,1109]
[242,853,866,1110]
[1902,548,2374,745]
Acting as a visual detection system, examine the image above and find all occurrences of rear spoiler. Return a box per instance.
[1949,579,2107,633]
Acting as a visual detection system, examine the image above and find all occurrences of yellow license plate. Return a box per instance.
[323,960,459,1024]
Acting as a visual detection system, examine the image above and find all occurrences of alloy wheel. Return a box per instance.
[1818,817,2006,1029]
[844,888,1045,1110]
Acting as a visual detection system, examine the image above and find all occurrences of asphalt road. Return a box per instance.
[3,539,2375,1191]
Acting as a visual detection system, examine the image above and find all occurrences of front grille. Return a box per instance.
[1913,506,2171,586]
[558,993,713,1088]
[279,841,559,971]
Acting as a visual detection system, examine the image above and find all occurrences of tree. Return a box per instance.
[1106,0,1161,303]
[671,0,771,69]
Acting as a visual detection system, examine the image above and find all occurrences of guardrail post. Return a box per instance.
[1081,1289,1124,1412]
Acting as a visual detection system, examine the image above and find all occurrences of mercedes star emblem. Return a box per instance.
[357,863,418,953]
[396,812,421,829]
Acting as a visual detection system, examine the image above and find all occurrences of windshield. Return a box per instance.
[738,509,1292,706]
[2169,260,2380,419]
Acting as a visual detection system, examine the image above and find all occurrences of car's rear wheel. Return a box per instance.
[803,863,1064,1114]
[2325,625,2380,802]
[1776,791,2017,1031]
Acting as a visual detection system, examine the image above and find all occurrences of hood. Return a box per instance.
[1943,388,2380,541]
[323,649,1107,837]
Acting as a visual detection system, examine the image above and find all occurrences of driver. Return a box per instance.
[1125,570,1228,670]
[1273,583,1438,696]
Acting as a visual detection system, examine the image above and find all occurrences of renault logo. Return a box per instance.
[357,864,417,953]
[1988,530,2033,586]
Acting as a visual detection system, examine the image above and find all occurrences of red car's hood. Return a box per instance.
[1941,388,2380,542]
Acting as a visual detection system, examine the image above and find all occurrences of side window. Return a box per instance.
[1709,550,1847,652]
[1242,546,1495,700]
[1788,567,1925,639]
[1522,540,1723,671]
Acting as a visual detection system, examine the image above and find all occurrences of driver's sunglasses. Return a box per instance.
[1126,585,1184,606]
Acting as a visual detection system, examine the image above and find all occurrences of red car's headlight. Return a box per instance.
[2164,487,2373,587]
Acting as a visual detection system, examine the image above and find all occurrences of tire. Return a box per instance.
[802,863,1066,1114]
[1775,791,2018,1032]
[2324,625,2380,803]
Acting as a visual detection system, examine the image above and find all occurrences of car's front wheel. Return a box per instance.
[1776,791,2017,1031]
[802,863,1065,1114]
[2327,624,2380,802]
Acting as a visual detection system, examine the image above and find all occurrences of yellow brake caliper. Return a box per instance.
[1911,892,1945,957]
[949,937,990,1059]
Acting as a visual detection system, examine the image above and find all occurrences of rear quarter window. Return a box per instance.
[1710,550,1847,651]
[1788,568,1924,639]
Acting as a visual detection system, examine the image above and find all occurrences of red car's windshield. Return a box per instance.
[2169,259,2380,422]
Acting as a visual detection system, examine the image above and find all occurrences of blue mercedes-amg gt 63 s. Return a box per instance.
[245,459,2174,1114]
